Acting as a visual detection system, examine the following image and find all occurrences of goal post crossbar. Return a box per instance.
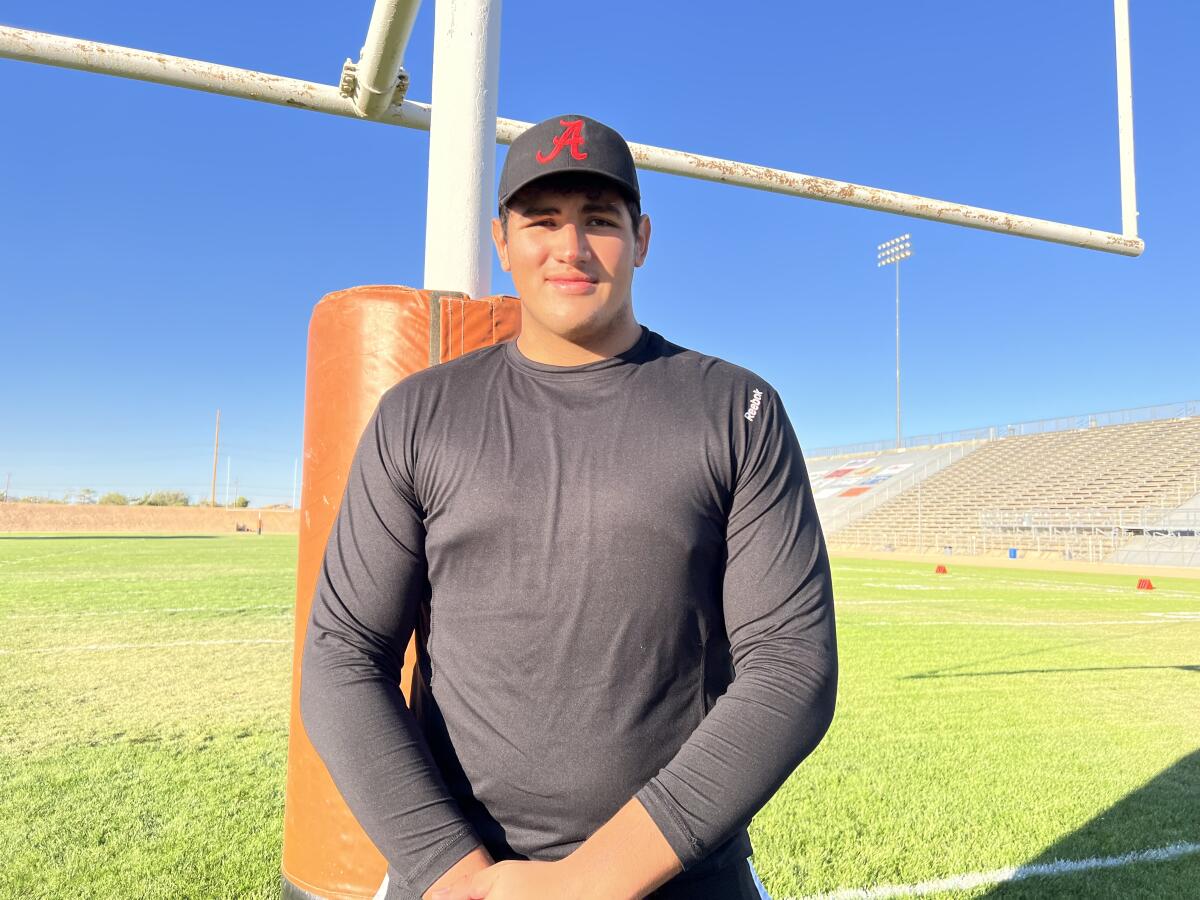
[0,22,1143,258]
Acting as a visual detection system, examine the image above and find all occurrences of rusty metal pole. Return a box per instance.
[346,0,421,119]
[0,25,1145,257]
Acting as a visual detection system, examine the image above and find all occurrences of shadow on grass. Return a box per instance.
[0,534,220,541]
[979,749,1200,898]
[907,664,1200,679]
[908,629,1170,681]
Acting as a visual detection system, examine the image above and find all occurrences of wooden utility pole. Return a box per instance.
[210,409,221,507]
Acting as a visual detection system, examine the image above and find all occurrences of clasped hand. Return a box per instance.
[430,859,582,900]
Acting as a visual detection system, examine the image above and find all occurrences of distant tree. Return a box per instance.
[135,490,191,507]
[98,492,128,506]
[232,496,250,508]
[75,488,97,505]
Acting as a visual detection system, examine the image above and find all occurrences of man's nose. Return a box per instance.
[554,223,591,263]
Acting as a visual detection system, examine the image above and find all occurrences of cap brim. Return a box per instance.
[499,167,639,208]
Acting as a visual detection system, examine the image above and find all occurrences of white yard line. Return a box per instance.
[790,841,1200,900]
[0,542,125,566]
[860,584,952,591]
[0,638,291,655]
[935,573,1200,601]
[838,600,922,606]
[4,607,290,619]
[838,565,1200,600]
[994,583,1199,601]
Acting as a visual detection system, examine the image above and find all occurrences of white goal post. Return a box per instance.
[0,0,1143,303]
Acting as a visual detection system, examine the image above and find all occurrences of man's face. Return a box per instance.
[491,180,650,344]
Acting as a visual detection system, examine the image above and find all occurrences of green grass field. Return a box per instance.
[1,535,1197,899]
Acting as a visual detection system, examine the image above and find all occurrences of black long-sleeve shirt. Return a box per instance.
[300,325,837,899]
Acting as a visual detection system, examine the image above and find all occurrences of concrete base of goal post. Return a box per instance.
[281,285,520,899]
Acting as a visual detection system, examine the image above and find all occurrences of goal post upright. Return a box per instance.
[423,0,503,299]
[1113,0,1139,239]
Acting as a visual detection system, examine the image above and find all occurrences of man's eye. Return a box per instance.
[588,218,616,227]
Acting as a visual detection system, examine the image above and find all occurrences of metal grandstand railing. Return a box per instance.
[979,505,1200,562]
[981,506,1200,535]
[1110,507,1200,566]
[810,399,1200,460]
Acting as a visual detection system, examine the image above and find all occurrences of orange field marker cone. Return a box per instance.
[1137,577,1155,591]
[935,564,948,574]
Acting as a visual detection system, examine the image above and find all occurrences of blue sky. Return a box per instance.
[2,1,1197,505]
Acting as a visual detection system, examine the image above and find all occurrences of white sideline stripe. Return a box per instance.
[0,638,291,655]
[853,619,1174,627]
[791,841,1200,900]
[5,604,291,619]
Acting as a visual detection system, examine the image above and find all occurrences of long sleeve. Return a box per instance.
[635,383,838,870]
[299,390,482,898]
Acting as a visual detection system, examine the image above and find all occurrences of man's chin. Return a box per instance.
[537,309,610,342]
[521,294,633,345]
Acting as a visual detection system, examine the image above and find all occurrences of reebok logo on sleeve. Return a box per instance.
[744,388,764,422]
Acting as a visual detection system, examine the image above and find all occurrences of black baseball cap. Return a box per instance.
[498,114,640,208]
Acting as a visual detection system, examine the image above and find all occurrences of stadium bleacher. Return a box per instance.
[809,442,981,534]
[821,415,1200,563]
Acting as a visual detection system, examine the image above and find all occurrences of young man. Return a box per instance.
[300,114,838,900]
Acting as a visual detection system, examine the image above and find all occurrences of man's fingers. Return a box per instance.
[429,877,472,900]
[467,863,504,898]
[430,864,502,900]
[429,884,469,900]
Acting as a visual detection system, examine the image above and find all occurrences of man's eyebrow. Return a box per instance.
[516,200,621,217]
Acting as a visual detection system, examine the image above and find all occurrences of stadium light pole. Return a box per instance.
[877,234,912,449]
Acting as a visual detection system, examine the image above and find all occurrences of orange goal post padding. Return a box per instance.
[282,286,521,900]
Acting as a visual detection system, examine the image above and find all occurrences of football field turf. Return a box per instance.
[1,535,1196,898]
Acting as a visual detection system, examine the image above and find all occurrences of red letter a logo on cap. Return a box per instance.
[536,119,588,164]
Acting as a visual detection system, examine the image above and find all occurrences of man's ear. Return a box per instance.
[491,218,511,272]
[634,214,651,268]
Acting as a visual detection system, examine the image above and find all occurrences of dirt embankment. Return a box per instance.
[0,502,299,534]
